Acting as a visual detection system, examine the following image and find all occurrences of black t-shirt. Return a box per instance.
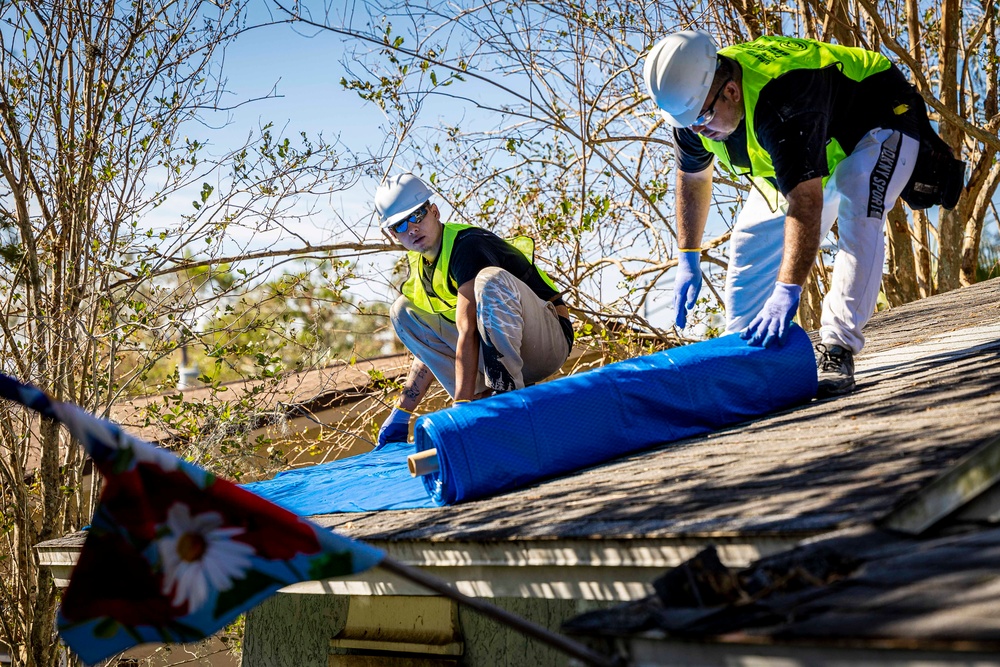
[419,227,565,306]
[673,63,921,195]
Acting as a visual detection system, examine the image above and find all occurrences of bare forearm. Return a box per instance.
[397,360,434,412]
[676,167,713,249]
[453,281,480,401]
[778,178,824,286]
[777,215,823,285]
[454,330,480,401]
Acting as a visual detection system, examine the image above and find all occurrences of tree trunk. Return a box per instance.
[936,0,965,292]
[26,417,62,667]
[884,202,920,306]
[960,0,1000,285]
[911,209,934,297]
[905,0,924,70]
[799,256,830,332]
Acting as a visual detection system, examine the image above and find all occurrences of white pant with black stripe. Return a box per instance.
[723,128,920,353]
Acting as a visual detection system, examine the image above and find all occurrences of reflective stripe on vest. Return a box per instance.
[400,223,559,321]
[700,36,891,211]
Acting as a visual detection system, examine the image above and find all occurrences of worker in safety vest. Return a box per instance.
[643,32,948,397]
[374,173,574,447]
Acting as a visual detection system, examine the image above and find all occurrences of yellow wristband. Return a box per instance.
[394,401,414,415]
[453,399,471,404]
[678,248,702,253]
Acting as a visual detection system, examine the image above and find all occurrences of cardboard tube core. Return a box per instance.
[408,448,440,477]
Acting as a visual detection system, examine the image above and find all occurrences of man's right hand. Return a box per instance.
[673,250,703,329]
[376,407,412,449]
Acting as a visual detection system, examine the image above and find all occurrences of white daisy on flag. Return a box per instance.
[157,503,255,610]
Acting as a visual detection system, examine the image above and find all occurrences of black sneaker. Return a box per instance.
[815,343,856,398]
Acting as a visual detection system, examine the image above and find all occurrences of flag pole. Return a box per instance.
[378,556,622,667]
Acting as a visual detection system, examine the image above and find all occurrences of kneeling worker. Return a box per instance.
[375,173,574,447]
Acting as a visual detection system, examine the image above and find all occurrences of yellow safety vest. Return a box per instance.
[401,222,559,322]
[700,36,891,211]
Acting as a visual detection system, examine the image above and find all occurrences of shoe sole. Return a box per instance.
[816,378,856,399]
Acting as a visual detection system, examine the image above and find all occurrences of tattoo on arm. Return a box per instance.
[403,365,428,402]
[398,362,432,412]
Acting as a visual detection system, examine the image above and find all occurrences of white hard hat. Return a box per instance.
[374,172,433,228]
[643,31,718,128]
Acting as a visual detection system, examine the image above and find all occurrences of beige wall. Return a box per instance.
[242,592,616,667]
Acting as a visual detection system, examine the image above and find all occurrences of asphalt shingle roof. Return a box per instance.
[315,278,1000,544]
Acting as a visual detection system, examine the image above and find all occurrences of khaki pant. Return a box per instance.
[390,267,571,397]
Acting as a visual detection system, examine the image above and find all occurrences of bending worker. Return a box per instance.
[374,173,574,447]
[644,32,943,397]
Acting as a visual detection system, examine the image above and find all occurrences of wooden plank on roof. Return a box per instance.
[880,433,1000,535]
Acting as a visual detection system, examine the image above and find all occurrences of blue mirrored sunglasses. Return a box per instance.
[390,203,430,234]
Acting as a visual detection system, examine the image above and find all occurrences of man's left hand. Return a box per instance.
[376,407,412,449]
[741,282,802,348]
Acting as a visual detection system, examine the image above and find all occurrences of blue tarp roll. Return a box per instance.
[245,326,817,514]
[416,325,817,505]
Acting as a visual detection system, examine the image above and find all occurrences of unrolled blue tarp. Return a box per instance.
[246,326,817,514]
[244,440,436,514]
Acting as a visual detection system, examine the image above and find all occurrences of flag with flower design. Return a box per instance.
[0,373,384,665]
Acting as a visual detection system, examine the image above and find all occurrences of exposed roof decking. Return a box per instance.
[565,526,1000,660]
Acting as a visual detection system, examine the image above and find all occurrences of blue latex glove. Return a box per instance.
[673,250,703,329]
[376,407,411,449]
[741,282,802,348]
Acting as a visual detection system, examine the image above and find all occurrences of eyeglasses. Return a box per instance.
[389,203,430,234]
[690,77,731,128]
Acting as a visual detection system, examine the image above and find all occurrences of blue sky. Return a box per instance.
[142,8,410,304]
[163,4,699,328]
[176,4,1000,335]
[215,14,385,235]
[192,9,681,326]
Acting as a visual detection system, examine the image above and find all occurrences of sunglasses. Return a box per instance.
[390,203,430,234]
[690,76,731,128]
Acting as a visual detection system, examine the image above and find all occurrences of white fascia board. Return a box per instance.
[37,534,802,600]
[280,536,801,601]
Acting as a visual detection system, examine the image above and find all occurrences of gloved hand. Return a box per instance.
[741,282,802,348]
[375,407,411,449]
[673,250,703,329]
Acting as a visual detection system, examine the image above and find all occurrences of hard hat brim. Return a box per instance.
[659,106,702,128]
[380,200,428,229]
